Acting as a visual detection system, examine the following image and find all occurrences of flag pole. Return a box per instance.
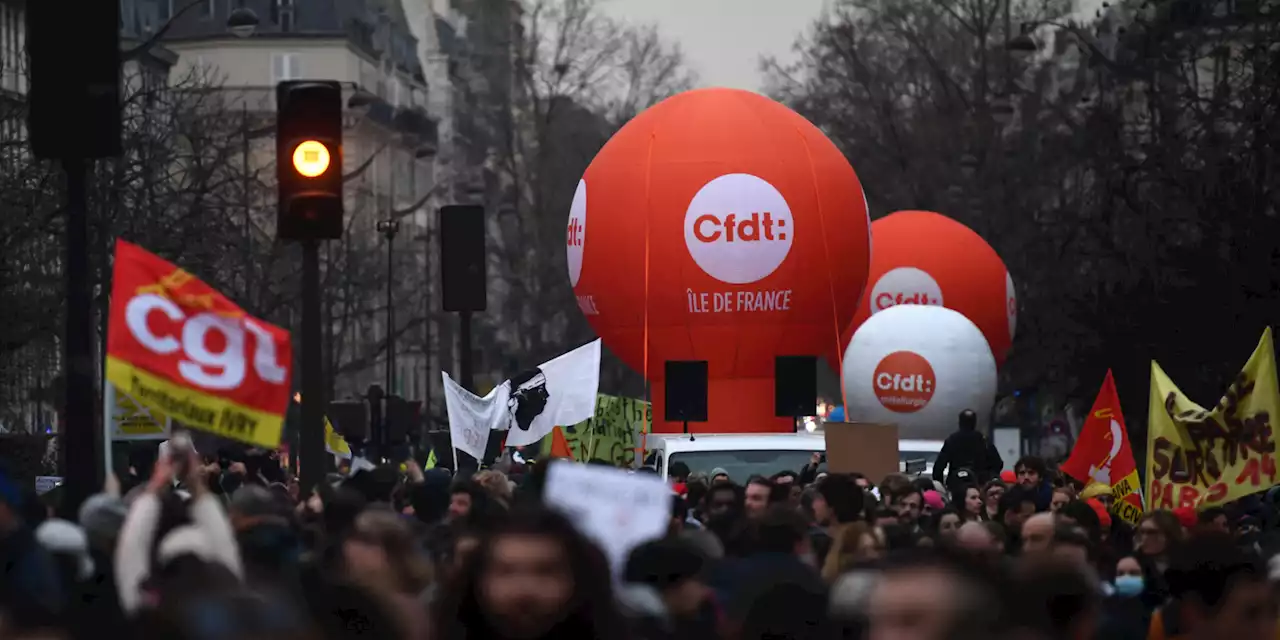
[101,381,114,483]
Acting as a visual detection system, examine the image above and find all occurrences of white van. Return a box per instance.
[647,433,945,481]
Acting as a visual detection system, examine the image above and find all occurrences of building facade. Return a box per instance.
[140,0,440,410]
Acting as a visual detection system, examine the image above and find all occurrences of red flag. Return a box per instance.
[1061,370,1143,525]
[549,427,575,460]
[106,240,292,449]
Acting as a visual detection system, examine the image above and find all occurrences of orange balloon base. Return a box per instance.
[651,377,796,434]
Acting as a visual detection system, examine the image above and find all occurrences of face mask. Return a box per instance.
[1113,575,1144,597]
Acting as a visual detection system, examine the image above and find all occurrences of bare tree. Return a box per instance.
[455,0,692,393]
[771,0,1280,428]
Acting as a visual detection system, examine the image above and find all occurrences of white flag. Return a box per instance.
[501,340,601,447]
[441,371,508,461]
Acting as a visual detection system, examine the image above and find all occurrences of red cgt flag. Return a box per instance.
[105,240,293,449]
[1061,370,1143,525]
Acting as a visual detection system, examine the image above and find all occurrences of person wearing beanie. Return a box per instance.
[709,468,731,485]
[922,490,946,515]
[1172,506,1198,531]
[35,519,94,586]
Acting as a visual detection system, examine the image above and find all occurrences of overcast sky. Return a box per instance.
[600,0,1109,92]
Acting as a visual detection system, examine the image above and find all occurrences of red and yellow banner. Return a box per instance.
[105,240,293,449]
[1146,328,1280,510]
[1060,370,1143,525]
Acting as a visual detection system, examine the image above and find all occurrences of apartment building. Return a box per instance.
[133,0,440,408]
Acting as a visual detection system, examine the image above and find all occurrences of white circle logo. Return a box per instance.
[566,179,587,287]
[1005,271,1017,339]
[869,267,943,313]
[683,174,793,284]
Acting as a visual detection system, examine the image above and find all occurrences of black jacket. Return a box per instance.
[932,429,1001,485]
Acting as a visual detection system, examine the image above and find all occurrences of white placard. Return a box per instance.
[543,461,671,578]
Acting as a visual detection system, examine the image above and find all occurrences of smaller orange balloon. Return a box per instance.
[843,211,1015,367]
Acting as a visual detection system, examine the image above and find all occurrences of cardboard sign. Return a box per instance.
[110,385,170,440]
[823,421,899,482]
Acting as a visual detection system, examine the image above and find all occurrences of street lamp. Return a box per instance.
[227,7,261,38]
[1007,24,1039,61]
[376,218,402,398]
[347,89,380,112]
[124,1,259,60]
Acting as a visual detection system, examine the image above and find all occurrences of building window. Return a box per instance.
[272,0,295,32]
[158,0,172,22]
[272,52,302,84]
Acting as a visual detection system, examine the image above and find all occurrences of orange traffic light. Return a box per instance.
[277,80,343,240]
[292,140,331,178]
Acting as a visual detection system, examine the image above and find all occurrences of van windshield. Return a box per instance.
[669,450,819,482]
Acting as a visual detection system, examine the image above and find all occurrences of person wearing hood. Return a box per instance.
[933,410,1002,495]
[114,445,243,615]
[709,468,731,485]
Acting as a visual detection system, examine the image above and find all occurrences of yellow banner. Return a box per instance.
[545,394,650,465]
[1146,328,1280,510]
[106,356,284,450]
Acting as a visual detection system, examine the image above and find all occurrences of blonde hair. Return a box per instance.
[821,521,879,583]
[473,469,513,505]
[353,510,433,594]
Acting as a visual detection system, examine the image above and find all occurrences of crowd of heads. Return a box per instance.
[2,443,1280,640]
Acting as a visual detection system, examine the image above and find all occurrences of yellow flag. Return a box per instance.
[323,417,352,459]
[425,450,437,469]
[1146,328,1280,510]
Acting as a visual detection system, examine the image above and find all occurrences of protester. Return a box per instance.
[932,409,1002,494]
[11,418,1280,640]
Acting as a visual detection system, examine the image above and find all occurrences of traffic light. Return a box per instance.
[276,81,344,240]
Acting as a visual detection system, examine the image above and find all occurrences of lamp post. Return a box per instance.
[376,217,401,396]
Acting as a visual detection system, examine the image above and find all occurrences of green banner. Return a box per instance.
[545,394,650,465]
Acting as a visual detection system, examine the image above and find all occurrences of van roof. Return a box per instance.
[900,439,944,452]
[648,433,826,453]
[646,433,945,454]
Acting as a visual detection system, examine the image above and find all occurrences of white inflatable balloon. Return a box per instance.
[841,304,997,441]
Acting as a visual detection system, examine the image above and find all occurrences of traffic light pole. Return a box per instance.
[61,157,98,516]
[459,309,474,392]
[299,240,324,495]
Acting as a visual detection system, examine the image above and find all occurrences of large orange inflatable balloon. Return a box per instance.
[842,211,1016,367]
[568,88,871,433]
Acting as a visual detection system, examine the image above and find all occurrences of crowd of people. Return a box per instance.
[1,428,1279,640]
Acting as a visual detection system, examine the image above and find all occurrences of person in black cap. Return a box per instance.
[933,409,1002,498]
